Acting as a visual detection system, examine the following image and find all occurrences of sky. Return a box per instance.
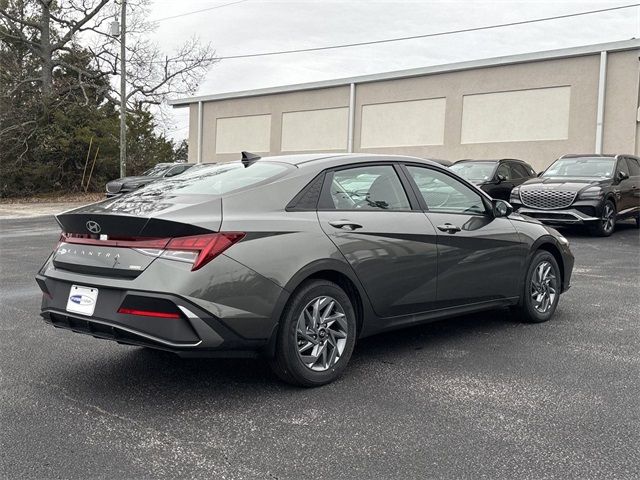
[144,0,640,141]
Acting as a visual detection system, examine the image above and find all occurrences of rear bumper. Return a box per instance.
[516,207,599,225]
[36,258,281,357]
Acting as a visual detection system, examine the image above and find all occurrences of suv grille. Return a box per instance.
[520,190,576,210]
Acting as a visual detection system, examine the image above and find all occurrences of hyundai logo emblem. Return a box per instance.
[86,220,101,234]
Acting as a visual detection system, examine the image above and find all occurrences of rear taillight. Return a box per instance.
[117,307,181,319]
[163,233,245,271]
[57,232,245,271]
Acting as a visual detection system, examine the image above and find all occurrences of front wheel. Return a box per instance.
[589,199,616,237]
[269,280,357,387]
[513,251,561,323]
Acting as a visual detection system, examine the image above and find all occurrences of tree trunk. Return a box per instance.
[40,1,52,97]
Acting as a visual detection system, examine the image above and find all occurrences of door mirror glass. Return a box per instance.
[493,199,513,217]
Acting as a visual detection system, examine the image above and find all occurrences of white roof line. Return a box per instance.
[169,39,640,107]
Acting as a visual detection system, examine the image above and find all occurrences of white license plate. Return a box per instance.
[66,285,99,316]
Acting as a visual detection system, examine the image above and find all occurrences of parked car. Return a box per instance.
[450,159,536,200]
[37,153,574,387]
[105,162,193,197]
[510,154,640,236]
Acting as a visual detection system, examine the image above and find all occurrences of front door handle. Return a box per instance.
[437,223,461,234]
[329,220,363,231]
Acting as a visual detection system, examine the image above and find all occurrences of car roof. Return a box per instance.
[225,153,446,169]
[454,158,525,163]
[558,154,628,159]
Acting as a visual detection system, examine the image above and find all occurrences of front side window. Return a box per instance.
[616,158,631,177]
[626,157,640,177]
[510,163,530,179]
[406,166,487,215]
[327,165,410,210]
[496,163,512,180]
[543,157,616,178]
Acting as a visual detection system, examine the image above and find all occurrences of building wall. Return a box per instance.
[188,49,639,171]
[195,86,350,163]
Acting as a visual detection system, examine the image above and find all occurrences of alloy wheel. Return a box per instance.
[296,296,348,372]
[602,203,615,233]
[530,261,557,314]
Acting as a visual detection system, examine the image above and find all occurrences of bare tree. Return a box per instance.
[0,0,218,107]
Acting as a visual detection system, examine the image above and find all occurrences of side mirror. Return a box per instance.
[618,171,629,181]
[537,171,544,177]
[496,174,507,183]
[493,199,513,218]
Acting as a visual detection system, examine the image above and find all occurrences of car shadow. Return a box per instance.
[47,307,521,405]
[556,219,637,238]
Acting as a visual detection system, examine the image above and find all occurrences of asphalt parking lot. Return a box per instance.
[1,215,638,479]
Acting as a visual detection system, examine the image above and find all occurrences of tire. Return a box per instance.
[513,251,561,323]
[589,199,616,237]
[269,280,357,387]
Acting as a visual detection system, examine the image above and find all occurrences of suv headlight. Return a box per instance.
[578,186,604,200]
[509,186,521,203]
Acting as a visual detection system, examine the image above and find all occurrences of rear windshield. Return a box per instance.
[143,164,172,177]
[450,162,497,182]
[142,162,291,195]
[543,157,616,178]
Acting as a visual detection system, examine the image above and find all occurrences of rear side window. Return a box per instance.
[324,165,410,210]
[143,162,290,195]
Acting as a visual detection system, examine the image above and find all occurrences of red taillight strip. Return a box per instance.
[58,232,246,271]
[117,307,181,319]
[60,234,169,249]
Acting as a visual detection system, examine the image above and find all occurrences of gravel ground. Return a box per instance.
[0,215,638,479]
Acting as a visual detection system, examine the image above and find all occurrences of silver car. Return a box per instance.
[37,153,574,386]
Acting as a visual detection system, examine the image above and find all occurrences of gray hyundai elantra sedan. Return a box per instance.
[36,153,574,386]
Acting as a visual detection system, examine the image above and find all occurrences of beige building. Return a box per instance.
[170,40,640,171]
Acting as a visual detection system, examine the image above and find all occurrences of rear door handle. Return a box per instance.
[329,220,363,231]
[437,223,461,233]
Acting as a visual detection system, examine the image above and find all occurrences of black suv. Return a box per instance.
[510,154,640,236]
[105,162,193,197]
[449,159,536,200]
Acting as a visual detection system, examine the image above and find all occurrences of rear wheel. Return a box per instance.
[513,251,561,323]
[270,280,356,387]
[589,199,616,237]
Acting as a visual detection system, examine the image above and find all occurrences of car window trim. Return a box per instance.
[399,162,493,216]
[317,161,421,212]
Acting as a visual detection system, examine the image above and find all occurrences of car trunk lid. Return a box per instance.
[53,193,223,277]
